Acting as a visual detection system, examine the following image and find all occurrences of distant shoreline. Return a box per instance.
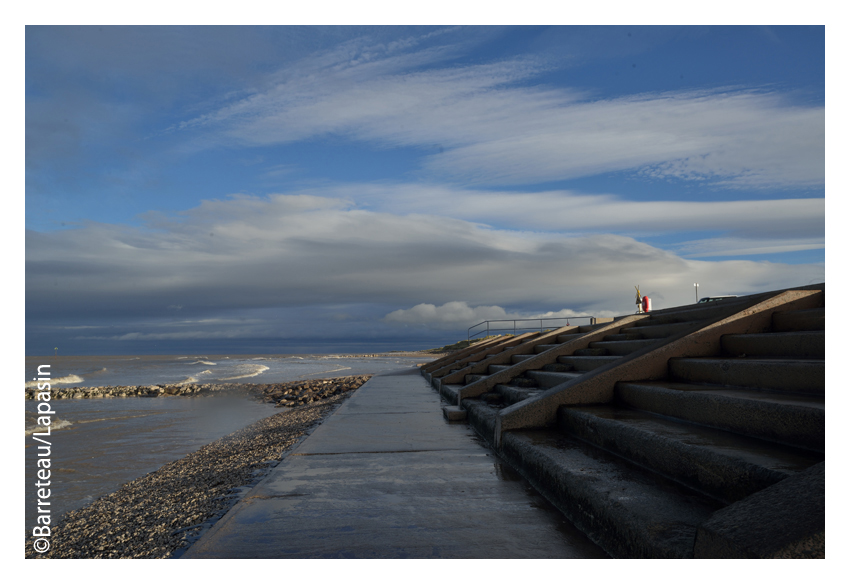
[25,350,448,359]
[24,353,444,399]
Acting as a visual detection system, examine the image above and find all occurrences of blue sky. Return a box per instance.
[25,25,825,355]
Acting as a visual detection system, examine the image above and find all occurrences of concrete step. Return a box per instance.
[541,363,576,373]
[496,427,722,558]
[615,381,825,451]
[534,344,562,354]
[438,383,463,404]
[558,405,822,504]
[558,355,622,371]
[511,354,536,364]
[721,331,825,359]
[588,339,659,356]
[556,333,585,343]
[488,364,513,374]
[506,377,540,388]
[464,374,488,385]
[442,405,467,421]
[616,320,699,340]
[577,324,606,333]
[669,357,825,395]
[772,307,825,332]
[494,384,544,405]
[523,370,583,390]
[602,333,643,342]
[573,347,608,356]
[638,300,750,326]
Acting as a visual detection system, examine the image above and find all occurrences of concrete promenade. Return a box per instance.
[184,367,607,558]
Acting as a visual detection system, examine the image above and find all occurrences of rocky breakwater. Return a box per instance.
[258,375,372,407]
[24,375,373,403]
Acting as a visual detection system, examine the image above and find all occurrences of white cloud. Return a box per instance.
[383,301,602,330]
[180,41,824,189]
[675,237,825,258]
[384,301,511,327]
[310,183,824,239]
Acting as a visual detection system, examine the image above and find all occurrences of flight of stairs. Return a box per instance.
[424,286,825,558]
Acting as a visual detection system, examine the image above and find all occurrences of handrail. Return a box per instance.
[467,316,596,341]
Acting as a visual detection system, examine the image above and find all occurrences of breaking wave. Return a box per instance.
[218,364,270,381]
[175,370,214,384]
[25,374,84,389]
[25,413,73,435]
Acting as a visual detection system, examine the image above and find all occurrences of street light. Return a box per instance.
[694,283,699,303]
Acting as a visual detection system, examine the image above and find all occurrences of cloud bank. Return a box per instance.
[27,193,824,341]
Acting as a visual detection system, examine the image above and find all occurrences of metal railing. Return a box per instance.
[467,316,597,341]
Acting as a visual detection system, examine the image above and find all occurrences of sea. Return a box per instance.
[24,353,434,534]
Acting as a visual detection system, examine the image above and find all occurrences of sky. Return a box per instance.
[24,24,826,355]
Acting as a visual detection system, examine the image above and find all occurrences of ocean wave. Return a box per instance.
[74,413,157,425]
[218,364,270,381]
[175,370,214,385]
[25,374,84,389]
[25,418,73,435]
[298,365,351,379]
[190,361,216,366]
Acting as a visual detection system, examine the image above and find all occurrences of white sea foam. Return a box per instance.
[190,361,216,366]
[218,364,270,381]
[76,413,156,424]
[25,374,84,389]
[176,370,214,385]
[25,418,72,435]
[298,365,351,379]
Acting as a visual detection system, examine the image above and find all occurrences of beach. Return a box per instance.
[24,351,444,559]
[25,376,372,558]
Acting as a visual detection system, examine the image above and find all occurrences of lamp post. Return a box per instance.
[694,283,699,303]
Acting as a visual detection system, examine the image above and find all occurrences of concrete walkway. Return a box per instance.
[184,368,607,558]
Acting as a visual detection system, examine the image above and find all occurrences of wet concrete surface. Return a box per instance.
[184,368,608,558]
